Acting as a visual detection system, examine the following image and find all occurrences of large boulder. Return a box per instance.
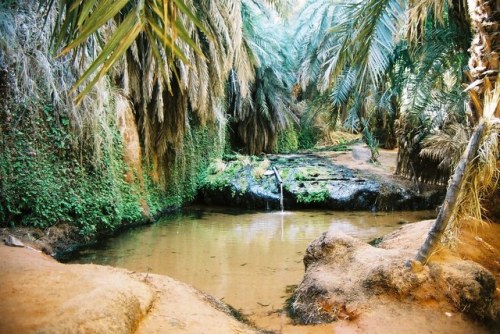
[0,245,259,334]
[288,220,498,325]
[201,153,444,211]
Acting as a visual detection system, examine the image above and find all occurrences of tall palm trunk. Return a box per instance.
[415,0,499,264]
[466,0,500,121]
[415,121,486,263]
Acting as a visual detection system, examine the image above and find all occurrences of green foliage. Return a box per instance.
[0,100,143,238]
[205,159,243,193]
[297,123,320,149]
[276,128,299,153]
[0,94,223,238]
[143,124,225,212]
[228,2,298,154]
[296,187,330,204]
[361,118,380,163]
[293,167,323,181]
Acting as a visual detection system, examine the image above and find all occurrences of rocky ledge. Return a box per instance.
[200,150,445,211]
[287,219,499,332]
[0,243,259,334]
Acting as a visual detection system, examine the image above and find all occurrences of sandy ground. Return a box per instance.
[1,219,496,334]
[315,144,399,178]
[287,218,499,334]
[0,244,258,334]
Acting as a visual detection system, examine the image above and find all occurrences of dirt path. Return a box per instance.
[315,143,399,178]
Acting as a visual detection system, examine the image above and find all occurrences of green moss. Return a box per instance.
[293,167,323,181]
[296,187,330,204]
[141,125,224,214]
[0,100,145,238]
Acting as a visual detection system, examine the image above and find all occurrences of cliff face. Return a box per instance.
[0,1,222,239]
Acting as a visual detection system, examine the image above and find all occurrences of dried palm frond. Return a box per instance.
[0,1,117,165]
[442,80,499,245]
[420,123,470,173]
[407,0,470,43]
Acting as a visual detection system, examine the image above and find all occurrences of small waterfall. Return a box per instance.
[273,167,284,213]
[279,183,284,213]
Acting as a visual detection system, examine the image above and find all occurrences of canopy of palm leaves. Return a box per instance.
[293,0,406,150]
[293,0,499,258]
[228,1,297,154]
[293,0,479,177]
[43,0,292,180]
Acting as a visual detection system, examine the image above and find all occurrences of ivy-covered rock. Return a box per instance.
[200,153,445,211]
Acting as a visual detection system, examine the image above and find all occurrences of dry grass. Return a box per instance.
[316,130,361,147]
[443,81,500,245]
[211,158,227,174]
[419,123,470,172]
[252,158,270,179]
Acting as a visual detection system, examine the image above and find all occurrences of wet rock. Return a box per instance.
[4,235,24,247]
[200,153,445,211]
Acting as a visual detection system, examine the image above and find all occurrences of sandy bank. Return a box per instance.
[0,244,258,333]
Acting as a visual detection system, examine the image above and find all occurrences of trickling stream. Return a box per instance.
[67,207,435,329]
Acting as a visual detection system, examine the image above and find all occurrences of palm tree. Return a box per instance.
[396,23,470,185]
[295,0,499,263]
[294,0,407,152]
[228,0,297,154]
[412,0,499,263]
[44,0,291,180]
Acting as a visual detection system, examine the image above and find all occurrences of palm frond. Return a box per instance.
[330,67,358,107]
[420,123,470,172]
[229,2,298,154]
[44,0,213,103]
[324,0,407,89]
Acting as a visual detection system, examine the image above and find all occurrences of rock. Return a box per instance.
[4,235,24,247]
[287,220,498,327]
[200,153,445,211]
[0,244,259,334]
[351,146,372,161]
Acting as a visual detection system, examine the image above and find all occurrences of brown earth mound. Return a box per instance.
[0,244,258,334]
[289,220,499,333]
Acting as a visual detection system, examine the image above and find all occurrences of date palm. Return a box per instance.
[410,0,499,263]
[294,0,406,150]
[295,0,499,263]
[44,0,290,180]
[228,0,296,154]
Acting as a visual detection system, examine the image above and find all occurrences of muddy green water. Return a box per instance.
[68,207,435,320]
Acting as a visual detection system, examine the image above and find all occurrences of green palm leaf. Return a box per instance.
[44,0,211,102]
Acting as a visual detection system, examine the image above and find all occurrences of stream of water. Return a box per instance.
[67,207,435,328]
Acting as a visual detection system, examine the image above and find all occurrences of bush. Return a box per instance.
[276,128,299,153]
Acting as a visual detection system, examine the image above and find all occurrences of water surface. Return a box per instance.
[69,207,435,321]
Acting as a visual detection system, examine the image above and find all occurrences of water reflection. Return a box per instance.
[69,208,435,315]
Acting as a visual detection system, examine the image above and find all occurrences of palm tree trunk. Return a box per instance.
[466,0,500,121]
[415,120,487,263]
[415,0,499,264]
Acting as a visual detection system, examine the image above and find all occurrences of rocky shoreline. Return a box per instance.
[1,146,497,334]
